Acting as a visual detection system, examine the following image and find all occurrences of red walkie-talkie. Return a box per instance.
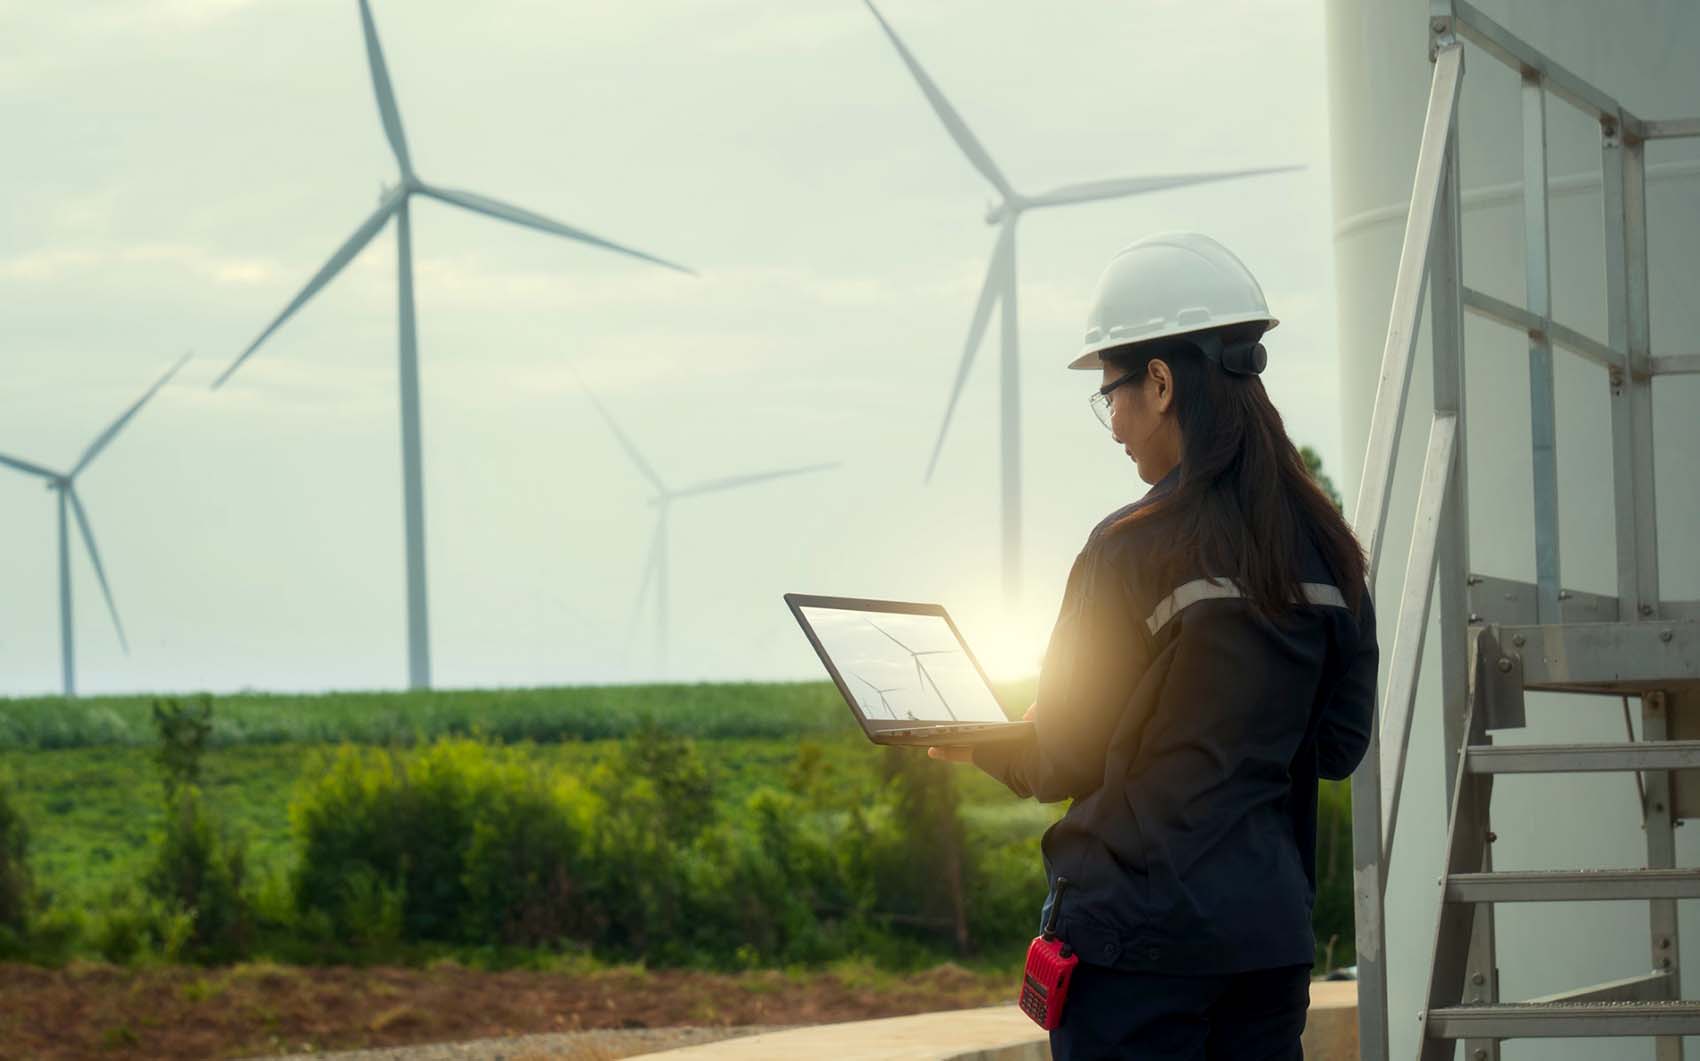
[1018,875,1079,1030]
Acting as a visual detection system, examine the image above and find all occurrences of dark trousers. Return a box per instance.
[1049,961,1312,1061]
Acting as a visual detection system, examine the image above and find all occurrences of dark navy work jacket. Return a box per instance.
[972,468,1377,975]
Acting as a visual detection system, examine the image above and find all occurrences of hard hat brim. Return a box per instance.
[1067,314,1280,370]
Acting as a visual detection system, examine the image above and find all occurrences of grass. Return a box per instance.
[0,678,1040,751]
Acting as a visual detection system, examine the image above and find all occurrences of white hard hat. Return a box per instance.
[1068,232,1278,371]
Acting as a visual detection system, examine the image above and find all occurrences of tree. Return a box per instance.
[1301,445,1343,512]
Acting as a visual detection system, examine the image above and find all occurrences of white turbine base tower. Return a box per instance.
[212,0,692,690]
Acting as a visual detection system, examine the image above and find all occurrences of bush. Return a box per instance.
[291,740,598,951]
[0,770,32,954]
[143,789,252,963]
[137,697,253,963]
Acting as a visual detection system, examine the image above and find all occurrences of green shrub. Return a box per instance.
[291,739,599,950]
[143,789,252,963]
[135,698,253,963]
[0,770,31,954]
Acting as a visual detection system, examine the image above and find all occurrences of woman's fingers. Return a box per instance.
[927,745,974,763]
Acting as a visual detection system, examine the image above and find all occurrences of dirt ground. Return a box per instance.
[0,960,1016,1060]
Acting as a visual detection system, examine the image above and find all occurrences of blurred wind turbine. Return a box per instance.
[212,0,692,690]
[577,380,836,675]
[868,619,954,720]
[862,0,1300,600]
[0,354,190,696]
[853,672,908,720]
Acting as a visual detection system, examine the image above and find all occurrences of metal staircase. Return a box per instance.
[1348,3,1700,1059]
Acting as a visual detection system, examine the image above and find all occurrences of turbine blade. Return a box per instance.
[212,200,398,388]
[1027,165,1302,210]
[420,184,694,275]
[862,0,1013,199]
[357,0,413,175]
[66,487,128,654]
[866,619,916,655]
[669,461,837,501]
[924,223,1012,482]
[0,451,59,481]
[573,372,666,493]
[71,352,192,478]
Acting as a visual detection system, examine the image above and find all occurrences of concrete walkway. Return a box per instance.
[633,982,1358,1060]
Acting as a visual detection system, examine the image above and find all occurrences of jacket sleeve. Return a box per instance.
[971,543,1151,803]
[1316,588,1378,781]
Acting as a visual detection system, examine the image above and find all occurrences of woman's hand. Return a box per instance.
[927,702,1038,763]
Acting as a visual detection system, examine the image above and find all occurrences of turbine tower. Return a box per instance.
[862,0,1300,600]
[212,0,692,690]
[577,380,836,674]
[0,354,191,696]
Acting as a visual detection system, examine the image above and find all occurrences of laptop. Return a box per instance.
[785,593,1034,746]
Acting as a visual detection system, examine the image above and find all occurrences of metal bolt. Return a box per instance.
[1663,957,1673,969]
[1487,831,1498,843]
[1469,613,1482,624]
[1661,629,1674,643]
[1640,603,1655,617]
[1472,972,1485,986]
[1512,634,1526,648]
[1497,657,1513,673]
[1475,1050,1488,1061]
[1661,937,1671,950]
[1656,802,1666,813]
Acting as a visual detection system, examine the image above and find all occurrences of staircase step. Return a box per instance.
[1467,741,1700,773]
[1426,1000,1700,1039]
[1446,868,1700,902]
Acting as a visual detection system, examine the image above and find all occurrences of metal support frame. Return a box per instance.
[1348,3,1700,1057]
[1645,690,1683,1061]
[1522,72,1561,625]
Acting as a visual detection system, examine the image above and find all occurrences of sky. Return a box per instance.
[0,0,1341,696]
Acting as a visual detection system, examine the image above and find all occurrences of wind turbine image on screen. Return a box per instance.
[861,0,1299,601]
[0,354,190,697]
[853,672,910,720]
[577,377,837,675]
[867,619,955,720]
[211,0,693,691]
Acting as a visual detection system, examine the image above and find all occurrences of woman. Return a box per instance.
[929,233,1377,1060]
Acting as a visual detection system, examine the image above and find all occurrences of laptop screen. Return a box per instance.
[792,599,1011,726]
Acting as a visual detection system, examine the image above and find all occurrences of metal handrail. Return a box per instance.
[1350,43,1463,583]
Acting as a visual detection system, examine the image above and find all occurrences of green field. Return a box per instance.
[0,681,933,749]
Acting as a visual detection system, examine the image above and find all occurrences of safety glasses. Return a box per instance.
[1090,371,1139,431]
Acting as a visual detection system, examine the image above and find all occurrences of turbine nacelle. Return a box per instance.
[983,196,1027,225]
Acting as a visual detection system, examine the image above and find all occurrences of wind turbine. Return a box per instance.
[862,0,1300,600]
[577,380,836,674]
[853,672,909,720]
[868,619,955,720]
[0,354,191,696]
[212,0,692,690]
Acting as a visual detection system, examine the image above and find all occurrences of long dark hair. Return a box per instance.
[1105,326,1366,616]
